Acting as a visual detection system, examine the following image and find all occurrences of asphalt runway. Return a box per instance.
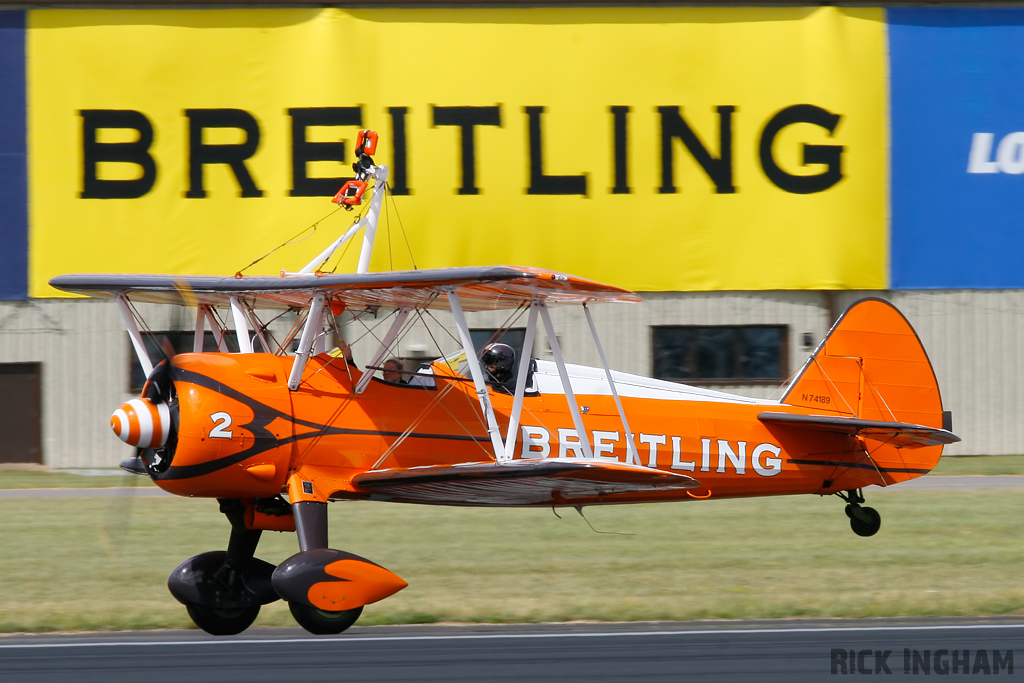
[0,619,1021,682]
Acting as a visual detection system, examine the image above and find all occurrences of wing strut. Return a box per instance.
[202,306,229,352]
[539,301,594,459]
[447,289,507,461]
[245,308,271,353]
[288,292,326,390]
[229,296,253,354]
[502,301,540,461]
[584,303,640,464]
[193,305,206,353]
[354,306,411,394]
[117,294,154,379]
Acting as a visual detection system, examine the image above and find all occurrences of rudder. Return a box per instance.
[783,298,946,433]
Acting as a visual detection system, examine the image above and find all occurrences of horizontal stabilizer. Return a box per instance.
[758,411,960,448]
[351,458,699,507]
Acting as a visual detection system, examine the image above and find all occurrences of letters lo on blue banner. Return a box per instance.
[889,8,1024,289]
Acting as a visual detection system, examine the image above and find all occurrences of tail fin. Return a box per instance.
[780,298,953,481]
[784,298,945,426]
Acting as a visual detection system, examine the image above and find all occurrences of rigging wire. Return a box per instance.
[370,380,480,470]
[235,204,346,276]
[325,231,358,274]
[403,308,505,459]
[385,181,418,270]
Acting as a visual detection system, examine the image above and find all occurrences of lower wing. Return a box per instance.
[351,458,699,507]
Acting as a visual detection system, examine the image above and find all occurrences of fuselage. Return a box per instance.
[149,351,940,504]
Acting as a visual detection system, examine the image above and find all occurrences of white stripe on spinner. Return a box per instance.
[112,408,130,441]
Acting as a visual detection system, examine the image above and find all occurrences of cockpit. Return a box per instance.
[379,348,539,395]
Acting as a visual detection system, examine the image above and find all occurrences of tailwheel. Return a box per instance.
[185,603,261,636]
[849,506,881,537]
[288,602,363,635]
[838,489,882,537]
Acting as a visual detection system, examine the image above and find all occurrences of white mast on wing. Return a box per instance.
[298,130,388,276]
[288,130,388,390]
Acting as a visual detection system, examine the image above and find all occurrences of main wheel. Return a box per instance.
[288,602,363,635]
[186,603,261,636]
[849,506,881,537]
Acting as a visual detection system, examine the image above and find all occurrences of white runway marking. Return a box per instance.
[3,622,1024,649]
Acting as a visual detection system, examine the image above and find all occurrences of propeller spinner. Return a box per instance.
[111,398,170,449]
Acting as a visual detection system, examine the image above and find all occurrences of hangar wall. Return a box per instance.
[0,289,1010,467]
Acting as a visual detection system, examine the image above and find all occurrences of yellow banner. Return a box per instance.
[29,7,887,297]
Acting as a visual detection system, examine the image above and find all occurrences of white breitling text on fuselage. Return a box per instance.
[519,426,782,477]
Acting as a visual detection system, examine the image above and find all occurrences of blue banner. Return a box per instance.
[890,8,1024,289]
[0,10,25,300]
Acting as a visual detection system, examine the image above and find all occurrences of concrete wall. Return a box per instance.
[0,289,1010,467]
[888,290,1024,457]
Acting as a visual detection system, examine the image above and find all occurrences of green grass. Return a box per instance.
[0,467,154,489]
[0,487,1022,632]
[931,454,1024,476]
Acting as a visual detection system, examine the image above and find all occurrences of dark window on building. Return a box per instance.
[129,331,239,391]
[470,328,527,364]
[652,325,787,384]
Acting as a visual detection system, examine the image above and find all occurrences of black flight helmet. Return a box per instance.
[481,342,515,383]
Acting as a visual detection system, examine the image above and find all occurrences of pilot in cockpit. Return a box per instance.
[481,342,516,393]
[382,358,405,384]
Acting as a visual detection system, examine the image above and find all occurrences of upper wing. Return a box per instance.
[758,411,960,448]
[48,266,641,311]
[350,458,700,507]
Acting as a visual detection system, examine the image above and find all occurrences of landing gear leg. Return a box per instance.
[168,499,278,636]
[285,501,364,635]
[293,501,328,552]
[838,489,881,537]
[219,498,266,595]
[189,501,266,635]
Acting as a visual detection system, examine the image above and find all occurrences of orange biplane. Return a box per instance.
[50,131,959,636]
